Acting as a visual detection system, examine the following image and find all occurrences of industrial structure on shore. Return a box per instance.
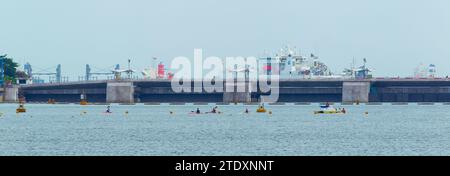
[1,46,448,103]
[14,79,450,104]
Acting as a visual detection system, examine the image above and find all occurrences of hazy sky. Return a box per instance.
[1,0,449,79]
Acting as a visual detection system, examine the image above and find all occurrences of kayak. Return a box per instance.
[189,112,204,115]
[16,108,26,113]
[256,108,267,113]
[314,110,345,114]
[189,111,222,115]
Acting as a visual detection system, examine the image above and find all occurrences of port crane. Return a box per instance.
[84,59,137,81]
[85,64,120,81]
[227,64,257,82]
[113,59,136,79]
[24,63,66,83]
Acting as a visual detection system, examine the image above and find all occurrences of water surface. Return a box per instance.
[0,103,449,156]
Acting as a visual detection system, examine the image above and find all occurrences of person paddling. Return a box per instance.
[213,106,220,113]
[196,108,201,114]
[106,106,111,113]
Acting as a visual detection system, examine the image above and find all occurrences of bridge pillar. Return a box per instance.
[106,81,134,103]
[0,86,19,103]
[223,82,251,103]
[2,85,19,103]
[342,81,370,103]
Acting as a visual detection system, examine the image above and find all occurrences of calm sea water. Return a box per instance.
[0,103,449,156]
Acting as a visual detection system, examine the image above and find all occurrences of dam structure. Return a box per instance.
[17,79,450,103]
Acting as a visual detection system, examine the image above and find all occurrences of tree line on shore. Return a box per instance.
[0,54,27,84]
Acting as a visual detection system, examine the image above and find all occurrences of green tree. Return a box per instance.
[0,54,20,83]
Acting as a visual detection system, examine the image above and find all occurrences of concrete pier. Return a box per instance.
[342,81,370,103]
[223,92,251,103]
[223,82,251,103]
[106,81,134,103]
[3,86,19,103]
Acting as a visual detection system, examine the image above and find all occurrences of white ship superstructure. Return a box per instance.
[259,46,332,79]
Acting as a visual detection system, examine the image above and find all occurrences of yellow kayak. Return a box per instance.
[16,107,26,113]
[256,108,267,113]
[314,110,344,114]
[80,99,88,105]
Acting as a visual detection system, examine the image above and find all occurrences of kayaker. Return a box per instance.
[106,106,111,113]
[245,108,249,114]
[196,108,201,114]
[341,108,346,114]
[211,106,218,113]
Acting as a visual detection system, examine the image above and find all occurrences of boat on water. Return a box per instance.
[314,110,343,114]
[314,104,346,114]
[189,111,223,115]
[256,104,267,113]
[48,98,56,104]
[16,104,26,113]
[80,99,88,105]
[256,108,267,113]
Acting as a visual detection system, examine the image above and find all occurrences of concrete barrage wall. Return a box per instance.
[342,81,370,103]
[106,81,134,103]
[17,79,450,103]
